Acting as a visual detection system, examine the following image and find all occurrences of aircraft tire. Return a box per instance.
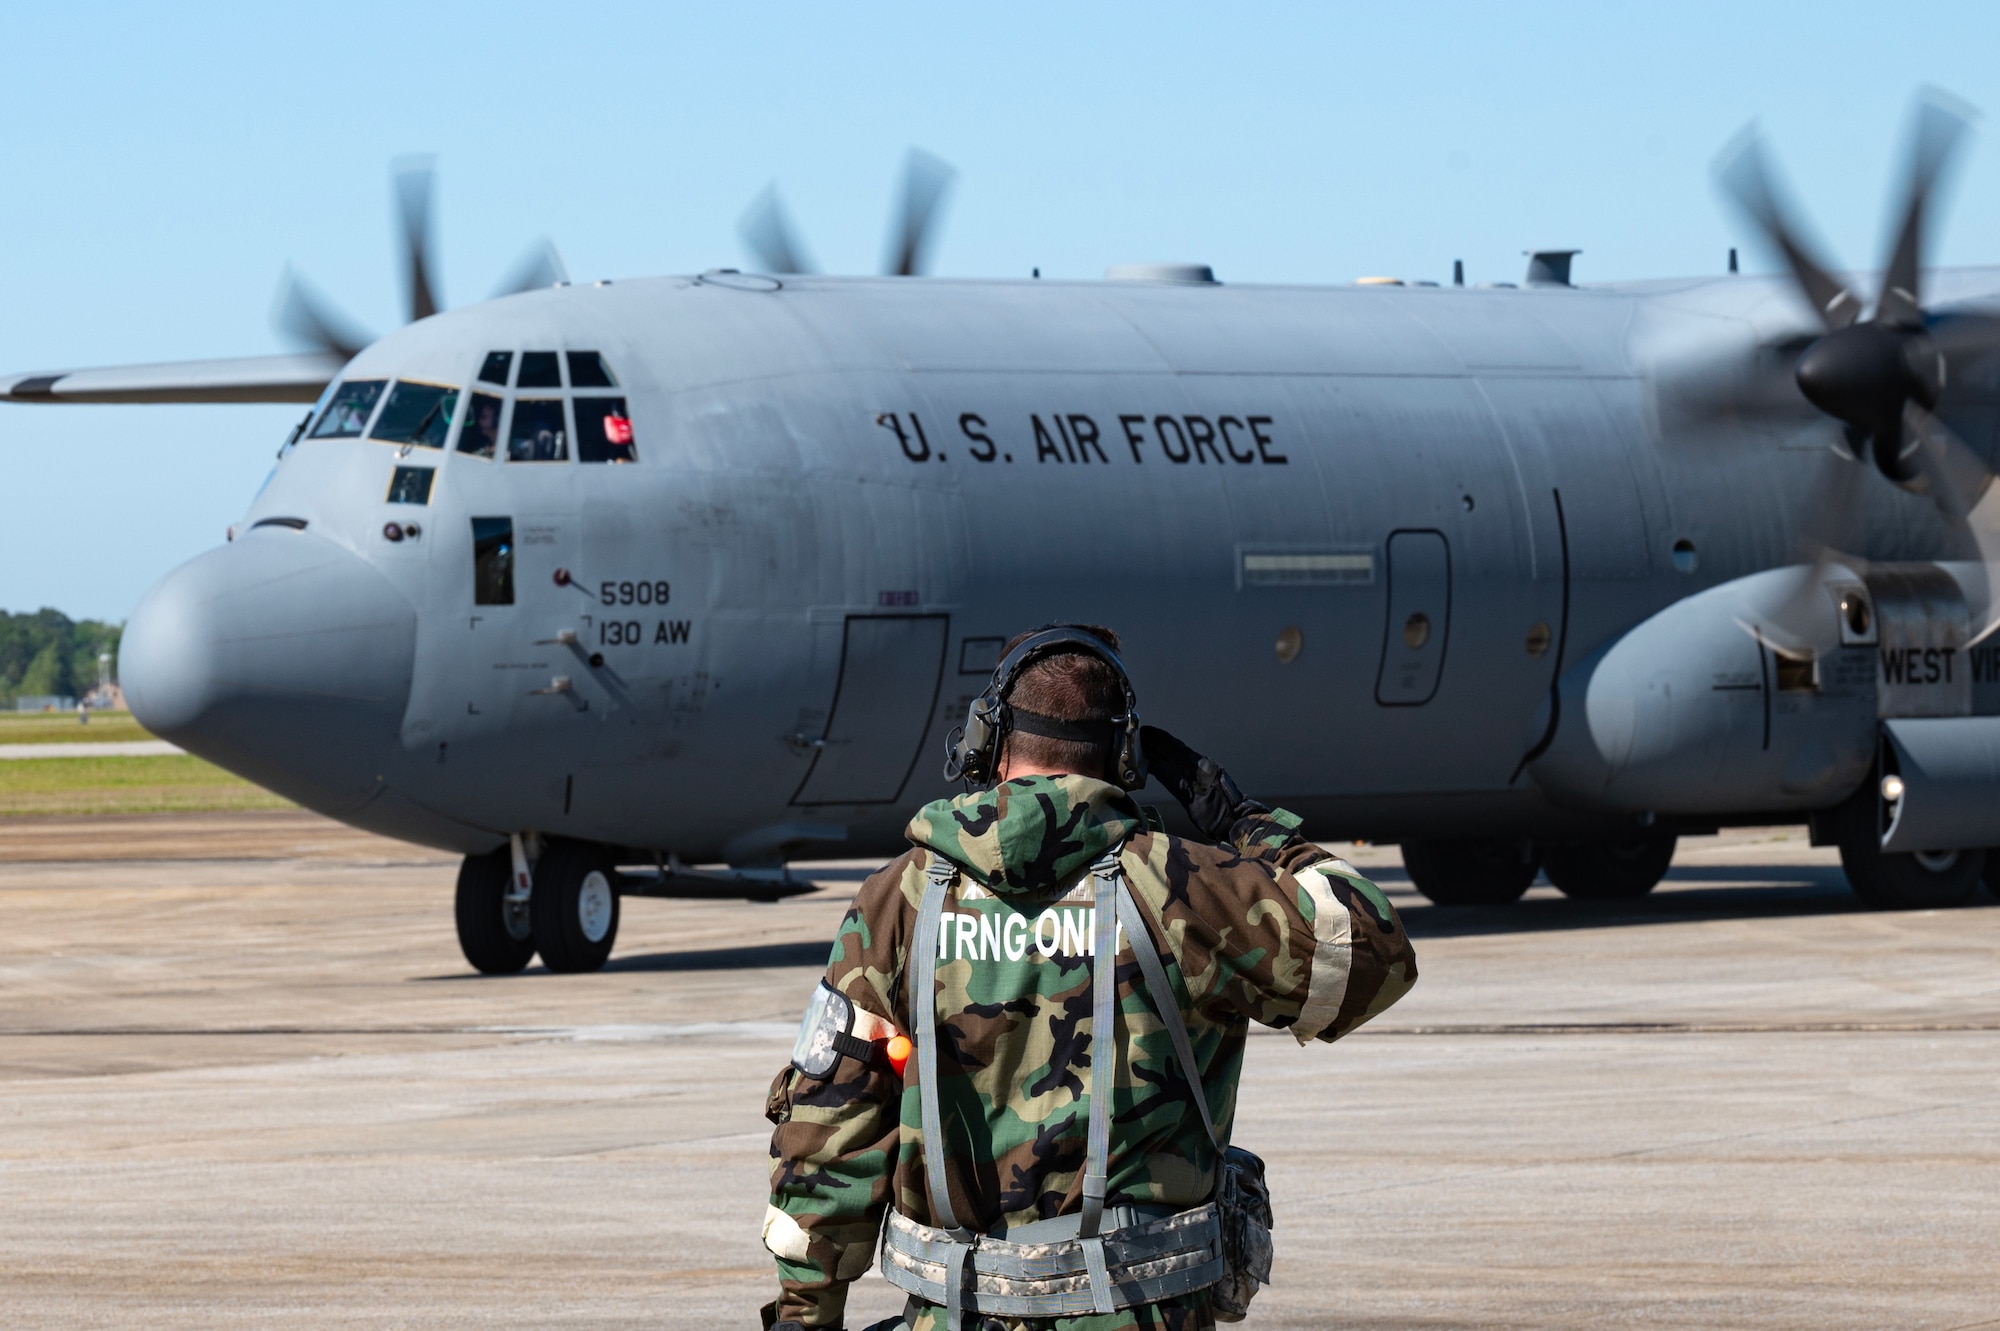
[1833,793,1983,910]
[1401,838,1538,905]
[1542,834,1677,901]
[454,847,535,975]
[530,840,621,973]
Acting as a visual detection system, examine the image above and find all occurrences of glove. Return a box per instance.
[1141,725,1263,843]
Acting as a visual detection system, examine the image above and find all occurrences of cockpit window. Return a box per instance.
[457,392,503,459]
[478,351,513,386]
[369,381,458,448]
[386,465,435,504]
[508,399,569,462]
[517,351,561,388]
[575,396,637,463]
[567,351,617,388]
[310,380,386,438]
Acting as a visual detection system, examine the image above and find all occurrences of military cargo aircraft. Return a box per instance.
[9,98,2000,975]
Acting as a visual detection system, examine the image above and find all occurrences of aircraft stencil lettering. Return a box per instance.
[878,410,1286,465]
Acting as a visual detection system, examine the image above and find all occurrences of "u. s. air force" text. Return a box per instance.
[877,411,1287,466]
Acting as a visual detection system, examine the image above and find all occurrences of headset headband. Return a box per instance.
[943,625,1147,790]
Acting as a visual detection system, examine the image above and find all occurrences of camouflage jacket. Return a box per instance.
[763,774,1417,1330]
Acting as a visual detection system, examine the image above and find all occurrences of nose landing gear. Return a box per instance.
[453,846,537,974]
[528,839,622,973]
[453,836,621,974]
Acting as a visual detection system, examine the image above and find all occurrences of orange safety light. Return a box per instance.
[884,1035,912,1077]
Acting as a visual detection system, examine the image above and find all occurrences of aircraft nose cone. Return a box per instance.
[123,529,417,815]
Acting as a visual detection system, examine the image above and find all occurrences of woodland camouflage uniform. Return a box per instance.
[764,772,1417,1330]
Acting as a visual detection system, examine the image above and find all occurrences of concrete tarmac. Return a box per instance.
[1,812,1996,1328]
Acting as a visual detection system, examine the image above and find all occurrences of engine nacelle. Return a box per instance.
[1529,568,1878,814]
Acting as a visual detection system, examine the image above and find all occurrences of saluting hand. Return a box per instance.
[1140,725,1261,843]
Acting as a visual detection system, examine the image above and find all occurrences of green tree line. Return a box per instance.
[0,609,121,707]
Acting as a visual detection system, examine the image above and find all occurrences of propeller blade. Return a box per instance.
[393,155,441,322]
[1655,333,1822,429]
[1876,89,1977,329]
[491,238,569,298]
[1902,402,2000,646]
[1715,125,1861,331]
[882,148,956,277]
[1737,444,1869,658]
[273,268,371,361]
[738,186,816,275]
[1962,479,2000,647]
[1922,308,2000,363]
[1902,400,1993,519]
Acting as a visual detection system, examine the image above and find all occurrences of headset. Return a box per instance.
[943,625,1147,790]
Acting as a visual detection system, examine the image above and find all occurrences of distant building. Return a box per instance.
[16,696,78,712]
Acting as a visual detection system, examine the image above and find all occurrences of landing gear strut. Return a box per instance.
[1401,837,1539,905]
[454,847,536,974]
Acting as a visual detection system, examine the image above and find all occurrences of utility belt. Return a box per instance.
[887,848,1273,1326]
[880,1203,1223,1319]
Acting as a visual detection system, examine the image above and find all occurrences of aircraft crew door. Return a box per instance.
[1376,529,1451,705]
[792,614,950,805]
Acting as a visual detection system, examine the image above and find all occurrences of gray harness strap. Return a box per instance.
[912,856,973,1325]
[895,847,1222,1325]
[1114,887,1222,1154]
[1076,852,1121,1313]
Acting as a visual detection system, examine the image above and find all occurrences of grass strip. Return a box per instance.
[0,714,155,746]
[0,755,293,816]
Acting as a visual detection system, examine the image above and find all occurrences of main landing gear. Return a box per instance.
[1401,833,1680,905]
[1828,783,1985,911]
[1399,837,1540,905]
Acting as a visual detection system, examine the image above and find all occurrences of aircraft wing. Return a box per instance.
[0,352,342,405]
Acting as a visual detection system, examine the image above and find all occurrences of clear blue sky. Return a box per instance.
[7,1,2000,620]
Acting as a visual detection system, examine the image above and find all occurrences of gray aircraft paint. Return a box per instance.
[96,267,2000,862]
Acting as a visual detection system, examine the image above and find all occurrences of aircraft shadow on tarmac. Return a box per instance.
[1378,863,2000,939]
[602,940,834,973]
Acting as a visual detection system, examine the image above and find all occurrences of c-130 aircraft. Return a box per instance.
[10,95,2000,975]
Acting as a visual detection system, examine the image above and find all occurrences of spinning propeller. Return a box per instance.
[1714,89,2000,652]
[737,147,957,277]
[276,155,570,361]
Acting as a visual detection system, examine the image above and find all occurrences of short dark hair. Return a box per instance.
[998,624,1124,777]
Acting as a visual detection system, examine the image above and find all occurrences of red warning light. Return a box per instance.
[604,415,634,445]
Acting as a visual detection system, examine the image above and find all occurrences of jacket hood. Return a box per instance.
[906,774,1146,895]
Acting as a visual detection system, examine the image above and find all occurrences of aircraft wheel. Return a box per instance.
[1401,837,1538,905]
[454,847,535,975]
[1542,834,1677,900]
[530,840,621,972]
[1834,793,1983,910]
